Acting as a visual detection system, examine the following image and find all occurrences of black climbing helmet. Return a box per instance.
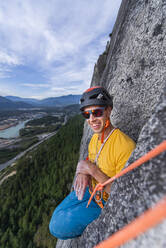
[80,86,113,111]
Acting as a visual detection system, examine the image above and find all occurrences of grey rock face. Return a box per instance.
[79,122,93,161]
[56,0,166,247]
[95,0,166,143]
[73,87,166,248]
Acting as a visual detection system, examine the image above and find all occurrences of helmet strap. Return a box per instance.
[101,119,110,143]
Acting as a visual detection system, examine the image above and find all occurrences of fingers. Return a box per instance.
[74,175,82,197]
[76,179,86,201]
[77,186,86,200]
[74,174,88,200]
[77,186,84,200]
[75,183,84,200]
[74,175,79,192]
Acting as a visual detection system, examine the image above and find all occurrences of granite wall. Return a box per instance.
[56,0,166,247]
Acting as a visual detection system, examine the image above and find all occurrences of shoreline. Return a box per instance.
[0,122,19,131]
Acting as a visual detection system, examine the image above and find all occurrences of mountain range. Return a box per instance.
[0,95,81,110]
[0,96,33,110]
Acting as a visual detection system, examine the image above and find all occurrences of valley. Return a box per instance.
[0,104,80,166]
[0,114,84,247]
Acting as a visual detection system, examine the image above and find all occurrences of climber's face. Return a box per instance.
[82,105,111,134]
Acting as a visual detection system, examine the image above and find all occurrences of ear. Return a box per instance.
[106,106,112,117]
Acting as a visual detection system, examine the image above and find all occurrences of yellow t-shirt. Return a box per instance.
[88,128,136,201]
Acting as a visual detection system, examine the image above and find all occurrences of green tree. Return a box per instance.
[0,114,84,247]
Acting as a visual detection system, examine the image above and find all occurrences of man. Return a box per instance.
[49,86,136,240]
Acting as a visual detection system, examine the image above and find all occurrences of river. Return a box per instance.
[0,120,29,139]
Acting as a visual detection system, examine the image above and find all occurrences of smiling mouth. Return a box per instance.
[91,124,101,129]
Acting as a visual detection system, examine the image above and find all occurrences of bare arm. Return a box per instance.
[76,160,112,193]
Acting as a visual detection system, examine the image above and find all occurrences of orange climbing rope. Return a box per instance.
[87,140,166,208]
[95,196,166,248]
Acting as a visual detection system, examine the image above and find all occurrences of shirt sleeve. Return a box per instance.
[114,133,136,174]
[115,146,135,174]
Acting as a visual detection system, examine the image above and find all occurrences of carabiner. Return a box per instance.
[94,188,103,202]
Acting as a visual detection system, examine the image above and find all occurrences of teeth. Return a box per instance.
[92,124,100,128]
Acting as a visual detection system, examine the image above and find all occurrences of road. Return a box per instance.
[0,131,57,172]
[0,115,68,172]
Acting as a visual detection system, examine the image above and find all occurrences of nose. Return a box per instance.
[89,113,95,121]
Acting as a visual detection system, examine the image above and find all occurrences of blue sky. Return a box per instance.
[0,0,122,99]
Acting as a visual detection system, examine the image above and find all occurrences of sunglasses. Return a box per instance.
[82,107,105,119]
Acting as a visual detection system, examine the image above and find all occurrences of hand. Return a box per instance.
[74,174,90,200]
[76,160,94,176]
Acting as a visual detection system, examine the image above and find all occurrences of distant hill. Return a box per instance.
[5,94,81,107]
[5,96,39,105]
[0,96,33,110]
[39,95,81,107]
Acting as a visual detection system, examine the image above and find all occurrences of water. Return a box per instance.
[0,120,29,138]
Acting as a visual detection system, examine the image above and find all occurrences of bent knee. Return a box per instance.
[49,219,67,240]
[49,211,63,238]
[49,210,83,240]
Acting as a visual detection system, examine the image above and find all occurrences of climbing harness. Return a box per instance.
[87,140,166,208]
[86,140,166,247]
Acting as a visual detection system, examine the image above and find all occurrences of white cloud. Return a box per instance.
[22,83,50,88]
[0,0,121,62]
[0,66,13,79]
[0,51,21,65]
[0,82,16,96]
[0,0,122,98]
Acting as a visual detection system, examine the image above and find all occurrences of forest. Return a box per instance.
[0,114,84,248]
[0,136,39,164]
[20,115,63,137]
